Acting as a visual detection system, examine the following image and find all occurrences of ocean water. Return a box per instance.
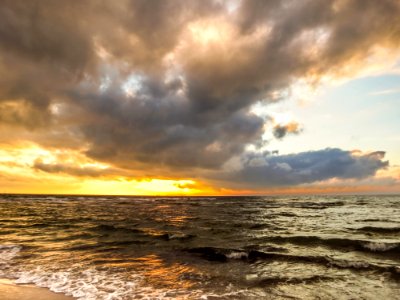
[0,195,399,299]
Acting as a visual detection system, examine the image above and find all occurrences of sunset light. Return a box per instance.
[1,2,400,299]
[0,0,398,196]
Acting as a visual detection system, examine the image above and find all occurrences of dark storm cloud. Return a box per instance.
[0,1,93,71]
[218,149,388,187]
[71,84,264,169]
[0,0,398,185]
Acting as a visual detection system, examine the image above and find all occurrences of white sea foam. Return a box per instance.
[199,288,262,299]
[10,266,210,300]
[329,258,370,269]
[14,268,142,300]
[362,242,399,252]
[0,244,21,277]
[0,244,21,263]
[0,245,221,300]
[226,251,248,259]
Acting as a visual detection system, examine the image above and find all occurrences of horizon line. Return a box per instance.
[1,192,399,198]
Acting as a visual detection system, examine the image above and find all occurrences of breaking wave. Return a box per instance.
[263,235,400,254]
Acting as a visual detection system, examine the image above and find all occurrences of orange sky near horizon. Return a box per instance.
[0,142,398,196]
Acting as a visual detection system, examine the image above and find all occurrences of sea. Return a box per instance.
[0,194,399,299]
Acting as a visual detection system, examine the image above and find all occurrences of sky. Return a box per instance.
[0,0,399,195]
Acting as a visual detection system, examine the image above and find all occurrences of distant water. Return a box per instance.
[1,195,399,299]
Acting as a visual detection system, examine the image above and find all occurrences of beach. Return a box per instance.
[0,279,73,300]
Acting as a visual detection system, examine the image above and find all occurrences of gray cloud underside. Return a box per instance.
[0,0,398,186]
[32,159,121,178]
[216,149,388,188]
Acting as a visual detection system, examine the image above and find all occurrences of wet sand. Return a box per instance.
[0,279,74,300]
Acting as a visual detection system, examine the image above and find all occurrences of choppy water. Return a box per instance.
[0,194,399,299]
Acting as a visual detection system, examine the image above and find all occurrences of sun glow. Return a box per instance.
[76,178,202,196]
[0,143,214,195]
[188,22,225,45]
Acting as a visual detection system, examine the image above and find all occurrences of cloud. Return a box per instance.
[273,122,302,139]
[0,0,399,189]
[32,159,116,178]
[370,88,400,96]
[217,149,388,188]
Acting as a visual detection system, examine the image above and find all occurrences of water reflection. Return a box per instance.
[133,254,199,290]
[1,195,400,299]
[149,202,192,228]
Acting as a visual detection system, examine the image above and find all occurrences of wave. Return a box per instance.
[48,233,97,242]
[285,201,345,210]
[184,247,289,263]
[245,251,382,272]
[9,265,208,300]
[1,222,80,230]
[357,218,400,223]
[184,246,400,277]
[0,244,21,263]
[250,274,333,287]
[12,267,143,300]
[185,247,231,262]
[164,233,195,241]
[356,226,400,234]
[92,224,142,234]
[0,230,16,235]
[264,235,400,254]
[28,223,53,228]
[0,244,22,277]
[362,242,400,252]
[275,212,299,217]
[248,223,283,230]
[43,224,196,250]
[92,223,195,242]
[185,245,294,262]
[1,223,50,229]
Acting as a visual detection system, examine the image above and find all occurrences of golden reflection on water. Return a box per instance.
[168,215,192,227]
[150,203,192,228]
[133,254,198,290]
[138,227,166,237]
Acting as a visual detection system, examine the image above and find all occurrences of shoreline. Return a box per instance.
[0,278,75,300]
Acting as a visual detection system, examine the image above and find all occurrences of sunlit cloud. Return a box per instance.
[0,0,399,194]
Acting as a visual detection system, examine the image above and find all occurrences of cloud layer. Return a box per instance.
[219,149,388,188]
[1,0,399,189]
